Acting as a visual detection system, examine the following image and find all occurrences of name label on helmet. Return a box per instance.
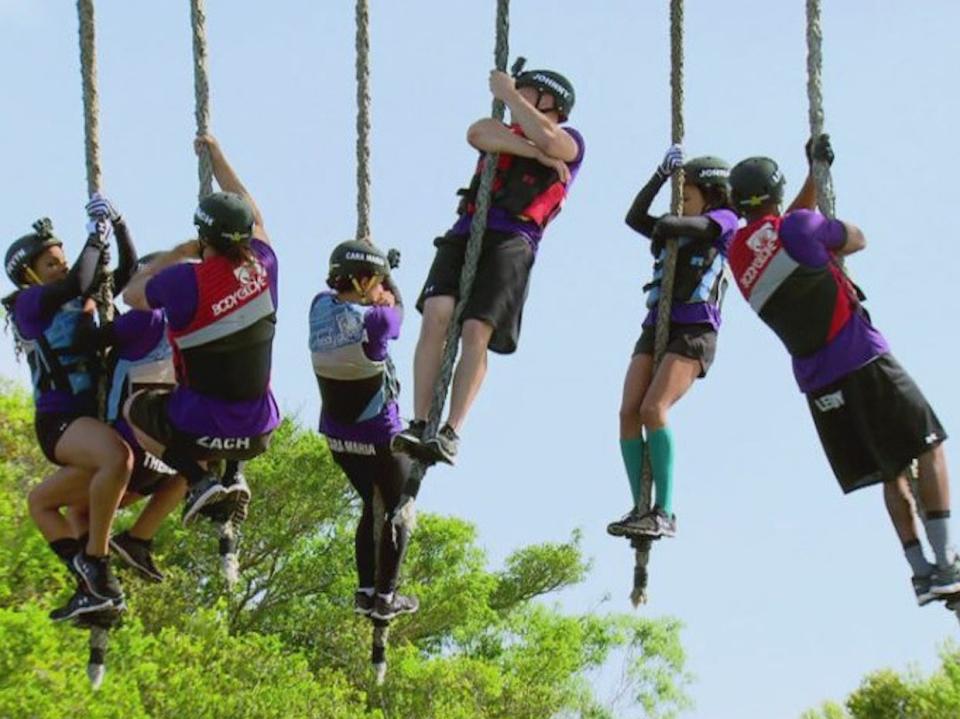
[195,208,215,227]
[698,168,729,179]
[344,250,386,267]
[529,73,571,100]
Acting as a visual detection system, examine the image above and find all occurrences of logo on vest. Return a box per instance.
[212,263,268,317]
[739,223,779,290]
[326,437,376,456]
[197,436,251,450]
[813,390,845,412]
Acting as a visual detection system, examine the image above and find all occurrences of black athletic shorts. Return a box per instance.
[34,411,84,465]
[807,353,947,494]
[128,448,179,496]
[128,389,272,462]
[633,322,718,378]
[416,230,535,355]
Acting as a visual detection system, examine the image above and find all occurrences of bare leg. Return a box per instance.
[619,353,654,440]
[446,319,493,433]
[917,444,950,513]
[413,296,455,420]
[883,475,922,544]
[638,353,702,431]
[128,477,188,539]
[28,466,93,542]
[53,417,133,556]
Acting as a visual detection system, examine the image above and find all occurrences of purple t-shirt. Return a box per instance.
[778,210,889,393]
[145,238,281,437]
[642,208,740,330]
[13,287,95,415]
[450,126,586,251]
[312,292,404,445]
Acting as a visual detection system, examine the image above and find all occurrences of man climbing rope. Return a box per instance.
[122,134,279,524]
[391,66,585,465]
[608,147,739,540]
[5,196,136,620]
[309,240,419,621]
[728,136,958,605]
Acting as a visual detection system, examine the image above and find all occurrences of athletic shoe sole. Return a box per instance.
[109,537,163,583]
[931,579,960,596]
[917,591,938,607]
[391,433,437,464]
[423,439,456,466]
[50,596,114,622]
[370,607,418,621]
[182,483,228,526]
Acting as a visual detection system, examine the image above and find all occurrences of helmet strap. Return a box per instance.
[24,266,43,286]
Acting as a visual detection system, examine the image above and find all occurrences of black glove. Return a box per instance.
[806,133,835,167]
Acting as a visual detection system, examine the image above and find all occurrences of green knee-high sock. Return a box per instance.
[619,438,646,506]
[647,427,675,515]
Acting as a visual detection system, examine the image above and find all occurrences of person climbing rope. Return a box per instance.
[121,134,278,524]
[309,240,419,621]
[4,196,136,620]
[728,135,958,605]
[607,146,739,540]
[391,65,585,465]
[64,253,187,582]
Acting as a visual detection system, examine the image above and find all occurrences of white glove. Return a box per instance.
[85,192,121,222]
[657,144,684,177]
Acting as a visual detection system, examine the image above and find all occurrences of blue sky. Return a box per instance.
[2,2,958,717]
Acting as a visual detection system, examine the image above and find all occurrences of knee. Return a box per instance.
[461,320,492,353]
[619,398,642,427]
[639,400,668,430]
[27,484,49,517]
[421,300,454,339]
[102,439,135,481]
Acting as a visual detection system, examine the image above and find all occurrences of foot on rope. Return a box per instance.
[423,424,459,466]
[72,551,124,602]
[370,592,419,622]
[611,507,676,539]
[912,573,937,607]
[354,590,375,617]
[391,421,436,464]
[110,531,164,583]
[50,588,123,623]
[199,473,251,525]
[930,558,960,597]
[182,472,229,525]
[607,507,643,537]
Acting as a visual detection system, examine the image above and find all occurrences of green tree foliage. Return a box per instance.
[0,384,691,718]
[802,644,960,719]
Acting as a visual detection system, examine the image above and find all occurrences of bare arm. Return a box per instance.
[786,171,818,213]
[489,71,578,162]
[466,119,571,184]
[195,135,269,244]
[122,240,200,310]
[836,222,866,256]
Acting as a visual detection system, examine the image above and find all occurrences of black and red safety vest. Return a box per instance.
[457,124,569,229]
[728,215,863,357]
[167,254,276,401]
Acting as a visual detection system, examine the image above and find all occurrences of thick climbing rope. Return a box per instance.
[349,0,392,684]
[189,0,239,588]
[392,0,511,520]
[76,0,118,687]
[631,0,684,608]
[804,0,835,221]
[190,0,214,198]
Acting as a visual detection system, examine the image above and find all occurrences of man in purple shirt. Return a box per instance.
[728,139,957,606]
[123,134,279,525]
[309,240,418,621]
[393,66,585,465]
[608,147,739,540]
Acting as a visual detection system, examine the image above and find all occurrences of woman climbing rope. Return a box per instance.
[5,196,136,620]
[727,135,959,606]
[607,147,738,539]
[392,65,585,465]
[309,241,419,621]
[122,134,278,524]
[65,254,186,582]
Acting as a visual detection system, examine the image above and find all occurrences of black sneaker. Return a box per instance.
[110,531,164,583]
[390,420,428,459]
[627,507,678,539]
[354,591,375,616]
[223,472,251,523]
[182,473,228,526]
[49,588,115,622]
[606,507,643,538]
[370,592,420,621]
[424,424,459,465]
[72,552,124,601]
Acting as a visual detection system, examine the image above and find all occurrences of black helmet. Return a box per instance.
[683,156,731,190]
[193,192,254,249]
[516,70,575,121]
[730,157,786,209]
[328,240,390,283]
[5,218,62,287]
